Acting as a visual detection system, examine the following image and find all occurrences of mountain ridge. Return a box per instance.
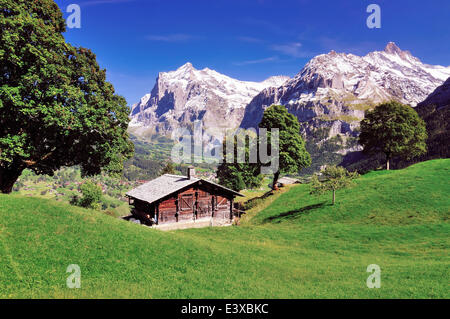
[241,42,450,132]
[129,43,450,163]
[129,62,289,136]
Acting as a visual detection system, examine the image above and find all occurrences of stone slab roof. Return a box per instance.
[126,174,243,205]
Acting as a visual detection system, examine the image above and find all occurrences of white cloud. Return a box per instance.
[233,56,279,66]
[270,42,311,58]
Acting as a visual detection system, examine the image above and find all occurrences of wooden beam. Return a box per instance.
[175,198,179,222]
[156,202,160,225]
[230,197,234,221]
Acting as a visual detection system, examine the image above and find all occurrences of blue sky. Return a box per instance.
[55,0,450,106]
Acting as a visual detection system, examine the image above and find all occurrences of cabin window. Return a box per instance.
[180,194,193,210]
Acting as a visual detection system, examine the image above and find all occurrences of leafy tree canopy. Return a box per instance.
[0,0,134,193]
[310,165,359,205]
[258,105,311,188]
[71,180,103,210]
[359,101,427,170]
[217,131,263,192]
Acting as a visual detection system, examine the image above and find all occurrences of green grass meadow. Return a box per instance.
[0,160,448,298]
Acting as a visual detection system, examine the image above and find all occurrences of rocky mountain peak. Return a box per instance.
[328,50,338,56]
[383,41,414,61]
[241,43,450,141]
[129,64,289,135]
[179,62,194,70]
[384,42,402,55]
[160,62,196,80]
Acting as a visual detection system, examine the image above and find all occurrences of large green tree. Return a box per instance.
[217,131,263,192]
[258,105,311,189]
[359,101,427,170]
[0,0,134,193]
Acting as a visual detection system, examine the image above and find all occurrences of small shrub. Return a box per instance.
[70,181,103,210]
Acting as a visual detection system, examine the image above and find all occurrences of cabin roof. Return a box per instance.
[126,174,243,205]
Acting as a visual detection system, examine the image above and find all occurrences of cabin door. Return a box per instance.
[179,194,194,221]
[197,197,211,219]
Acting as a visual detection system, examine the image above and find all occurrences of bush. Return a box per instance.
[71,181,103,210]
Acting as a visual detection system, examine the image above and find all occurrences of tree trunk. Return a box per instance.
[0,167,24,194]
[332,189,335,205]
[386,158,390,170]
[272,171,280,190]
[385,154,391,170]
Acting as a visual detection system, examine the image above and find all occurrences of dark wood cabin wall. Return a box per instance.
[158,196,177,223]
[159,185,233,224]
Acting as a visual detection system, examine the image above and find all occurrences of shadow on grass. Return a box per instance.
[263,202,328,223]
[240,190,275,211]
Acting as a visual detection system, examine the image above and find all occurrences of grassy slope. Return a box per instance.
[0,160,448,298]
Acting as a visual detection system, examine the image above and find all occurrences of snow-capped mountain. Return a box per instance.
[130,42,449,160]
[129,62,289,136]
[241,42,450,141]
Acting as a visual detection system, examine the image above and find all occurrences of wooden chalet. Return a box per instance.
[126,168,243,226]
